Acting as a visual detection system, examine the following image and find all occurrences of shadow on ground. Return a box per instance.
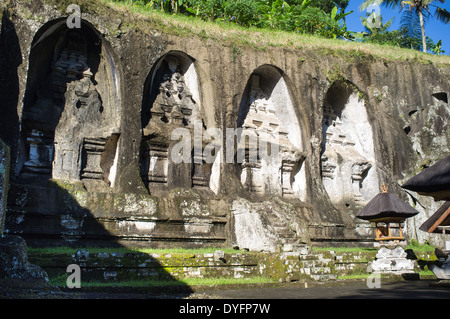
[2,177,195,298]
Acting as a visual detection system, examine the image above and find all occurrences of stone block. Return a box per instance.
[0,235,48,281]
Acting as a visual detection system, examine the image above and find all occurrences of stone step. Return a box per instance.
[309,274,337,281]
[29,248,346,284]
[299,265,335,278]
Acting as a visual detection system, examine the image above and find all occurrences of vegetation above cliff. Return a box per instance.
[99,0,450,64]
[2,0,450,65]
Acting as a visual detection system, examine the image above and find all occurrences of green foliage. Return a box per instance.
[110,0,447,50]
[432,40,445,55]
[294,6,353,39]
[362,26,440,53]
[361,0,450,53]
[360,11,394,35]
[223,0,259,26]
[188,0,227,21]
[308,0,350,14]
[406,240,436,252]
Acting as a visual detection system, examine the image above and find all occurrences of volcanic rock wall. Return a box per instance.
[1,0,449,249]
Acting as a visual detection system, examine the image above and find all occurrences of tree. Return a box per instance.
[432,39,445,54]
[361,0,450,52]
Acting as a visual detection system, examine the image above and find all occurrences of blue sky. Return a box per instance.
[345,0,450,55]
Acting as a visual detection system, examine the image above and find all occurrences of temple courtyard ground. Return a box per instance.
[1,277,449,299]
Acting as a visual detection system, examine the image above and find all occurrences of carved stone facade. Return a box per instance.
[321,82,377,207]
[141,55,212,192]
[19,26,120,187]
[238,74,305,198]
[4,4,449,249]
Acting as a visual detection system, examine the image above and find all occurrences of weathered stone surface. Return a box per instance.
[0,235,48,281]
[231,198,310,253]
[321,81,378,207]
[0,0,449,248]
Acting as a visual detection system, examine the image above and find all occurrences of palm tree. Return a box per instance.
[361,0,450,52]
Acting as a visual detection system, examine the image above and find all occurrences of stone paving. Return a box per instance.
[2,278,450,299]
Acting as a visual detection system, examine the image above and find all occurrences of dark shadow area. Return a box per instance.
[321,80,355,156]
[18,19,101,179]
[5,172,194,298]
[0,11,21,175]
[204,279,450,299]
[335,280,450,299]
[17,17,121,187]
[432,91,448,104]
[237,65,284,129]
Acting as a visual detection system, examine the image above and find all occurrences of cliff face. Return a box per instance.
[1,0,449,249]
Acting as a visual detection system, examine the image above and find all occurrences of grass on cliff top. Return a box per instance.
[100,0,450,65]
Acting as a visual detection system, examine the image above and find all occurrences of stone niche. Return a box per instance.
[18,19,121,188]
[236,65,306,200]
[321,81,378,207]
[140,52,216,194]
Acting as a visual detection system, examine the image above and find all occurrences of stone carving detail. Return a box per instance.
[52,48,90,104]
[21,29,119,185]
[22,130,54,175]
[21,48,91,176]
[152,60,195,126]
[80,138,107,180]
[321,103,372,204]
[141,56,210,190]
[142,144,169,184]
[192,145,209,188]
[369,245,415,274]
[53,58,109,181]
[54,69,105,181]
[239,75,304,197]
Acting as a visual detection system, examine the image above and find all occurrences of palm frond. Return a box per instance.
[379,0,403,9]
[400,7,424,38]
[381,16,395,31]
[434,6,450,23]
